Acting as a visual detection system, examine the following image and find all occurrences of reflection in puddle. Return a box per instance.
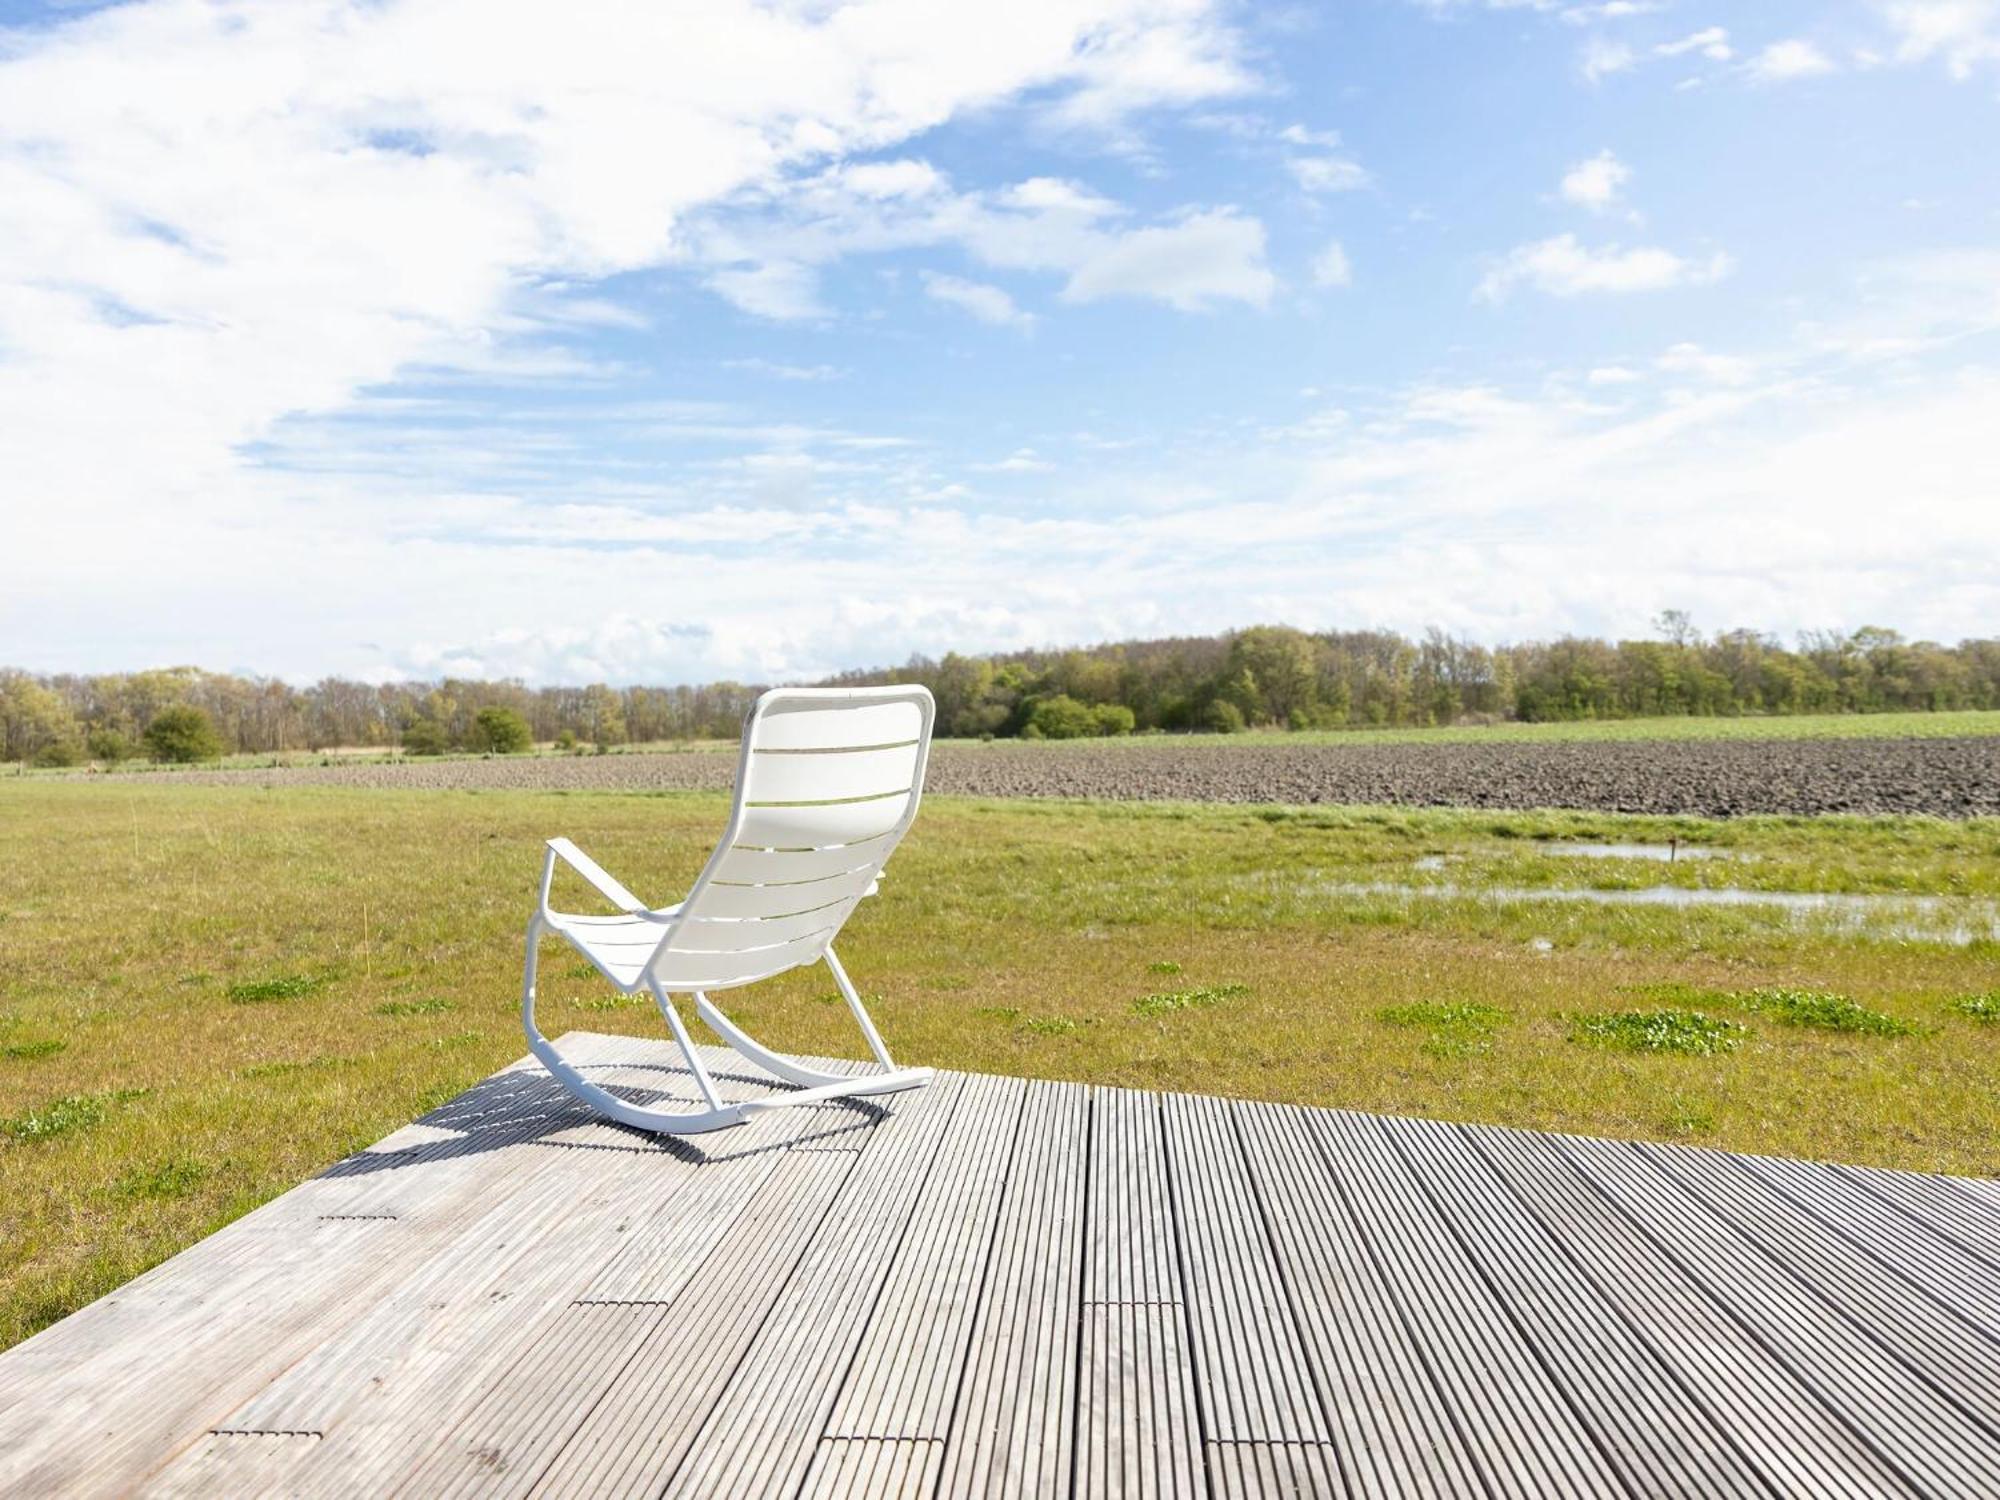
[1327,881,2000,946]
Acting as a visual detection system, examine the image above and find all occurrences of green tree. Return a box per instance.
[142,705,223,763]
[1201,699,1246,733]
[1091,703,1136,736]
[401,718,450,756]
[86,729,135,763]
[1225,627,1319,726]
[1025,694,1098,740]
[469,706,532,754]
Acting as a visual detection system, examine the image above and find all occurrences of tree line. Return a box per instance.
[3,620,1996,764]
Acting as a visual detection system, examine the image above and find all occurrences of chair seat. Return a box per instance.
[550,907,679,990]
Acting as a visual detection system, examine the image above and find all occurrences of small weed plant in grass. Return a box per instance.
[1571,1010,1746,1056]
[3,1088,146,1144]
[1378,1000,1509,1059]
[115,1157,210,1200]
[2,1039,65,1061]
[1146,960,1183,975]
[1132,982,1249,1018]
[1948,991,1999,1023]
[973,1005,1021,1021]
[1731,987,1915,1036]
[1020,1015,1079,1036]
[573,993,647,1012]
[374,997,456,1018]
[225,973,324,1005]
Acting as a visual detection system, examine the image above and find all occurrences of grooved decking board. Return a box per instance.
[1387,1116,1770,1499]
[1308,1109,1627,1498]
[1163,1091,1329,1447]
[1,1031,1998,1498]
[659,1074,968,1498]
[1234,1101,1481,1498]
[1558,1132,2000,1497]
[1077,1088,1202,1500]
[934,1078,1090,1499]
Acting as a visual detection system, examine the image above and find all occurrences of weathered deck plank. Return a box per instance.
[0,1031,1996,1499]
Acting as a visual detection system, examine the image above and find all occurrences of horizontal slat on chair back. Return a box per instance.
[753,697,925,750]
[740,742,922,804]
[650,929,840,990]
[673,904,848,950]
[709,836,889,885]
[729,792,915,852]
[693,863,879,919]
[645,688,931,991]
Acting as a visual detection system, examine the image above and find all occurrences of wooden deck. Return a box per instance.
[3,1033,1998,1497]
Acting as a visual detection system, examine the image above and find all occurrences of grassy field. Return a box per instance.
[8,707,2000,778]
[1,781,1996,1352]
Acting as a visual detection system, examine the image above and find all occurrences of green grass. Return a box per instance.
[2,1039,66,1061]
[1131,983,1249,1017]
[4,1089,147,1144]
[1,779,1996,1351]
[225,974,324,1004]
[1378,1000,1511,1058]
[1570,1010,1748,1056]
[373,997,456,1018]
[1729,987,1918,1036]
[1950,992,2000,1022]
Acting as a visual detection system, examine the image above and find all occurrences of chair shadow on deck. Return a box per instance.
[316,1056,888,1180]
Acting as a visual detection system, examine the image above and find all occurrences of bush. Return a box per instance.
[554,729,578,751]
[87,728,135,763]
[142,705,223,763]
[1201,699,1246,734]
[401,718,450,755]
[1092,703,1136,736]
[32,738,84,768]
[470,706,532,754]
[1025,694,1098,740]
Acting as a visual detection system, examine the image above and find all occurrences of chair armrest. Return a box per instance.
[543,837,645,914]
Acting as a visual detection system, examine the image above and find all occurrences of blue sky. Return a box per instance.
[2,0,1997,684]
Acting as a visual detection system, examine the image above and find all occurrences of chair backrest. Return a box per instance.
[645,685,935,991]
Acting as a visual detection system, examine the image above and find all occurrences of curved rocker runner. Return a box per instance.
[521,685,936,1134]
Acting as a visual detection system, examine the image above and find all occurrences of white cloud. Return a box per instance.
[1586,365,1643,385]
[723,358,846,381]
[1289,154,1373,193]
[1478,234,1733,299]
[1311,240,1354,288]
[1562,3,1660,23]
[693,162,1272,319]
[976,448,1056,472]
[1655,26,1732,60]
[1061,209,1276,310]
[921,271,1036,329]
[1581,37,1637,81]
[1558,149,1631,211]
[1279,125,1371,194]
[1747,38,1838,80]
[1875,0,2000,77]
[1656,342,1756,385]
[0,0,1256,626]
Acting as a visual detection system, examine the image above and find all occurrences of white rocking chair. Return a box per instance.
[522,685,936,1134]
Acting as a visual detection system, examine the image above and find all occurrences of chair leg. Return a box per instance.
[520,916,745,1135]
[687,946,931,1100]
[824,944,900,1072]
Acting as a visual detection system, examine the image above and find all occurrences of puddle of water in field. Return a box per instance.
[1323,881,2000,946]
[1549,842,1732,862]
